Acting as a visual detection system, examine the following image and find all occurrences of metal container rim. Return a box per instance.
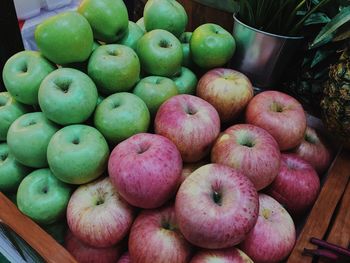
[233,15,304,40]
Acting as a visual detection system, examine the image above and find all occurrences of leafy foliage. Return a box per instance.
[232,0,334,36]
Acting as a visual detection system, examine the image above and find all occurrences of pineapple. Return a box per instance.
[321,50,350,148]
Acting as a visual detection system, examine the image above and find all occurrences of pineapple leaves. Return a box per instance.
[311,6,350,48]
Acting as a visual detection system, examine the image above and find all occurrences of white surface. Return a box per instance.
[14,0,74,20]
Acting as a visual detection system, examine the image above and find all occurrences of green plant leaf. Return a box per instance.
[192,0,240,13]
[310,49,334,67]
[310,6,350,48]
[333,23,350,41]
[305,12,331,25]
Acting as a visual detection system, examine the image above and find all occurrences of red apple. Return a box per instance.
[175,164,259,249]
[67,177,134,248]
[293,126,332,174]
[117,252,131,263]
[197,68,253,123]
[245,91,306,151]
[190,247,253,263]
[180,161,207,185]
[108,133,182,209]
[65,231,123,263]
[211,124,280,190]
[266,153,320,217]
[129,205,192,263]
[155,94,220,162]
[240,194,296,263]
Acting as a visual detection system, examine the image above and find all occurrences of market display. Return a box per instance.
[0,0,339,262]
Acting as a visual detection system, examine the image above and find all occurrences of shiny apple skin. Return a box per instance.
[108,133,182,209]
[155,94,220,162]
[67,177,135,248]
[240,194,296,263]
[129,205,192,263]
[266,153,320,217]
[211,124,281,190]
[293,126,332,174]
[190,247,253,263]
[65,231,123,263]
[197,68,253,123]
[175,164,259,249]
[246,91,307,151]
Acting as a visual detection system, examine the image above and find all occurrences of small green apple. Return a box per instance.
[35,12,93,65]
[190,23,236,68]
[38,68,98,125]
[117,21,145,50]
[2,51,55,105]
[7,112,59,168]
[0,92,28,141]
[47,125,109,185]
[133,76,178,115]
[136,17,146,33]
[94,92,150,144]
[0,143,30,193]
[136,29,182,77]
[172,67,198,95]
[144,0,188,37]
[179,32,193,67]
[17,168,71,225]
[78,0,129,43]
[88,44,140,95]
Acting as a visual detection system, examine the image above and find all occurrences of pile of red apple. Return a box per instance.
[0,0,334,262]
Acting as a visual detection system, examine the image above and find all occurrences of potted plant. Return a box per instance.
[224,0,335,88]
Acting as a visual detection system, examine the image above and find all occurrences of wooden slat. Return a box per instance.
[326,180,350,247]
[287,149,350,263]
[0,192,77,263]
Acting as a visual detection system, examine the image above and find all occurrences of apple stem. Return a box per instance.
[212,191,222,206]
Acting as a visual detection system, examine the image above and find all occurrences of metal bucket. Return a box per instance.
[231,15,304,89]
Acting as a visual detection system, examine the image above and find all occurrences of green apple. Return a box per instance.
[136,17,146,33]
[78,0,128,43]
[47,124,109,185]
[2,51,56,105]
[133,76,178,115]
[117,21,145,50]
[136,29,182,77]
[7,112,59,168]
[17,168,71,225]
[172,67,198,95]
[35,12,93,65]
[144,0,188,37]
[179,32,193,67]
[88,44,140,95]
[0,143,30,193]
[94,92,150,144]
[0,92,28,141]
[38,68,98,125]
[190,23,236,68]
[42,221,67,244]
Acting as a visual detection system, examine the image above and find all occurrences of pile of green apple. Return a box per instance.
[0,0,332,262]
